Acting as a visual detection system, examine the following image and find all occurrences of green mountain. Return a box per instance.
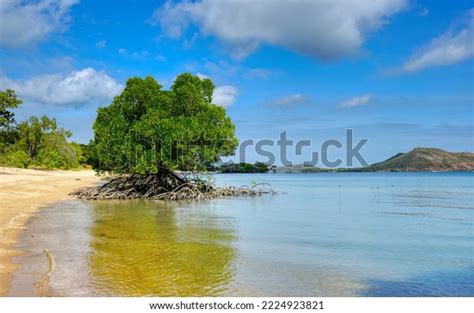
[367,148,474,172]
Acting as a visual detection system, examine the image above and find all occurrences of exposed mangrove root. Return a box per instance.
[70,173,275,201]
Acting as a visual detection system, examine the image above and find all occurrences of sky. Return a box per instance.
[0,0,473,166]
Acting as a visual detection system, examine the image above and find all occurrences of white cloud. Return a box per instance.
[267,94,309,107]
[96,40,106,48]
[402,9,474,73]
[150,0,406,60]
[0,68,123,106]
[338,94,372,108]
[118,48,151,59]
[203,61,274,80]
[0,0,78,48]
[192,73,238,107]
[155,55,166,62]
[213,85,238,107]
[195,72,209,79]
[419,7,429,17]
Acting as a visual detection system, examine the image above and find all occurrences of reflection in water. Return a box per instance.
[88,201,236,296]
[8,173,474,296]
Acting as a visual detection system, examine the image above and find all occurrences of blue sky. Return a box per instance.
[0,0,473,165]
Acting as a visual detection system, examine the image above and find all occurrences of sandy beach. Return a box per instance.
[0,167,99,296]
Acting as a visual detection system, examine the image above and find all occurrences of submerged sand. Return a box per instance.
[0,167,98,296]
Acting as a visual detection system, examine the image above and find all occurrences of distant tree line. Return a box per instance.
[218,162,269,173]
[0,89,89,169]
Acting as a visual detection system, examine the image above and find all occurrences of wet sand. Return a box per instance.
[0,167,98,296]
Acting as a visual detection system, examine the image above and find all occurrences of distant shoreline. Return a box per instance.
[217,148,474,173]
[0,167,99,296]
[214,170,474,173]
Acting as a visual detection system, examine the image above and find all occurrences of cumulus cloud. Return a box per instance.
[150,0,406,60]
[402,9,474,73]
[338,94,372,108]
[213,85,238,107]
[191,72,238,107]
[267,94,309,107]
[0,68,123,106]
[0,0,78,48]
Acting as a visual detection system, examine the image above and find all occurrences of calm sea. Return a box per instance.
[9,172,474,296]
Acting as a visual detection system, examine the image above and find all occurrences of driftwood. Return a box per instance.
[70,172,275,201]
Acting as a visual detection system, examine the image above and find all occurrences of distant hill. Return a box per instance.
[274,148,474,173]
[367,148,474,172]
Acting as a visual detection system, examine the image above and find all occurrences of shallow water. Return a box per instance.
[9,173,474,296]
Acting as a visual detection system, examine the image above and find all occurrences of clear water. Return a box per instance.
[9,173,474,296]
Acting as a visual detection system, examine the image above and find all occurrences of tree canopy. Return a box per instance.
[0,89,84,169]
[0,89,22,128]
[219,162,269,173]
[91,73,238,174]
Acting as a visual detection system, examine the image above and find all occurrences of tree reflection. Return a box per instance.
[88,200,236,296]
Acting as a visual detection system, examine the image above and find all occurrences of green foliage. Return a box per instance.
[29,122,80,169]
[219,162,269,173]
[2,115,81,169]
[0,127,18,154]
[0,89,22,128]
[91,74,238,174]
[0,148,30,168]
[0,90,84,170]
[254,162,270,172]
[300,167,332,173]
[0,89,22,154]
[80,142,99,169]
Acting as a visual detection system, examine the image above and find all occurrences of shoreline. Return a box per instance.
[0,167,99,296]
